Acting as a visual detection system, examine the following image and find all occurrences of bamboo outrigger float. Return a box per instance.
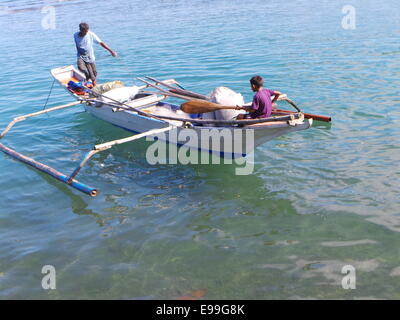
[0,65,330,196]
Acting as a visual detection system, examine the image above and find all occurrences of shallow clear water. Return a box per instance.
[0,0,399,299]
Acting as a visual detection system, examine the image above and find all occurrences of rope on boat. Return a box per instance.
[42,79,56,111]
[283,98,301,112]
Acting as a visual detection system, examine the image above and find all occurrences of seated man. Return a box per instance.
[236,76,281,119]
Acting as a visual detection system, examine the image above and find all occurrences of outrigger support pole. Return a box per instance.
[0,98,174,196]
[0,143,98,196]
[0,100,83,139]
[67,125,175,184]
[0,100,100,196]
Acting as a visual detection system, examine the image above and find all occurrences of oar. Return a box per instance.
[145,75,187,90]
[136,77,192,100]
[277,97,331,122]
[139,77,209,102]
[180,99,238,114]
[180,98,305,115]
[272,109,331,122]
[144,76,208,100]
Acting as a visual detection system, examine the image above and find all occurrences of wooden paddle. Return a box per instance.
[272,109,331,122]
[144,76,208,100]
[180,99,238,114]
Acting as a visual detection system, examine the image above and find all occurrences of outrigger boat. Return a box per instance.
[0,65,330,196]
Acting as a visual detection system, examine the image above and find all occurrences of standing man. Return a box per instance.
[74,22,117,86]
[236,76,281,119]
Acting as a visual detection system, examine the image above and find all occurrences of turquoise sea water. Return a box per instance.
[0,0,399,299]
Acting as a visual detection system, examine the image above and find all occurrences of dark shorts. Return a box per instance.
[77,58,97,82]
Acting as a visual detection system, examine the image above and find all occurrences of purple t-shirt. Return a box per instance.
[250,89,275,118]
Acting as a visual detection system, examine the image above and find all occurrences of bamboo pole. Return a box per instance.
[97,97,304,125]
[0,100,82,139]
[87,82,308,125]
[139,90,189,101]
[136,78,193,101]
[67,126,175,183]
[67,149,102,184]
[93,126,174,150]
[144,76,209,100]
[0,142,97,196]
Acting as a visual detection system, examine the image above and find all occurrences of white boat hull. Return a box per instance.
[84,103,312,158]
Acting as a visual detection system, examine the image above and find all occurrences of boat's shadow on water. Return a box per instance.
[35,169,106,222]
[311,120,332,130]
